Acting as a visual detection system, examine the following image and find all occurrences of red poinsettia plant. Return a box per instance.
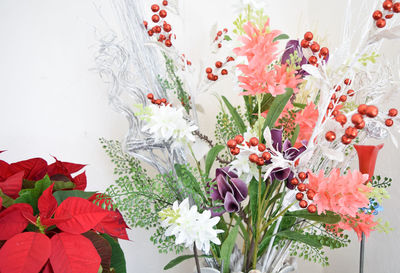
[0,153,129,273]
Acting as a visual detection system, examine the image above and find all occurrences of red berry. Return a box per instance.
[301,39,310,48]
[155,99,161,105]
[230,147,240,155]
[215,61,223,68]
[290,178,299,186]
[165,39,172,47]
[373,10,383,20]
[385,119,394,127]
[234,135,244,144]
[223,28,228,32]
[148,30,154,36]
[298,172,307,181]
[320,47,329,56]
[341,135,352,145]
[256,157,265,166]
[262,152,271,161]
[366,105,379,118]
[217,31,222,36]
[154,26,162,33]
[308,56,318,65]
[152,14,160,23]
[221,69,228,75]
[331,93,336,101]
[388,108,398,117]
[151,4,160,12]
[159,10,167,18]
[307,190,316,200]
[386,14,394,19]
[206,67,212,74]
[327,102,334,110]
[249,137,259,146]
[383,0,393,10]
[345,127,358,139]
[249,153,259,163]
[310,42,320,53]
[347,89,355,97]
[143,20,148,29]
[227,139,237,148]
[161,98,167,104]
[299,200,308,208]
[358,104,368,115]
[298,183,306,192]
[207,73,214,81]
[226,56,235,62]
[258,143,266,152]
[163,24,172,32]
[376,18,386,28]
[218,43,222,48]
[162,0,168,6]
[296,193,304,201]
[339,95,347,103]
[158,34,166,42]
[325,131,336,142]
[304,31,313,41]
[307,204,317,213]
[351,113,364,125]
[355,121,366,130]
[331,110,339,117]
[344,78,351,85]
[147,93,154,100]
[394,2,400,13]
[213,75,218,81]
[335,114,347,126]
[335,85,342,92]
[151,99,156,104]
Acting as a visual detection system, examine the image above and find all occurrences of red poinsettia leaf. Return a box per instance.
[0,160,12,181]
[0,196,2,208]
[54,197,109,234]
[0,203,33,240]
[48,157,86,177]
[9,158,48,181]
[94,210,130,240]
[0,232,51,273]
[72,171,87,190]
[38,183,57,220]
[41,261,54,273]
[50,233,101,273]
[0,171,24,198]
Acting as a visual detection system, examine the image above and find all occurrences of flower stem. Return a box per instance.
[193,243,201,273]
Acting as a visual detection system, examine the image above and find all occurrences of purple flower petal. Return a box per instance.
[271,129,283,152]
[216,174,234,198]
[210,179,222,201]
[271,167,291,181]
[224,192,240,213]
[210,206,225,217]
[230,178,248,202]
[283,139,292,151]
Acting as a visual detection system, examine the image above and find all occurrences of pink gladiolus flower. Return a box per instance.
[326,213,378,240]
[307,169,372,217]
[234,21,302,96]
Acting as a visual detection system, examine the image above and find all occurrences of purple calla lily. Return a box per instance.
[210,167,248,216]
[269,128,307,189]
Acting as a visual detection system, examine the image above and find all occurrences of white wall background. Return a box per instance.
[0,1,399,273]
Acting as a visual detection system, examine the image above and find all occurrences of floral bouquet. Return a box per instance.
[0,154,129,273]
[97,0,400,272]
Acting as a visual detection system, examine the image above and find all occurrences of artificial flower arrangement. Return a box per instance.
[96,0,400,272]
[0,154,129,273]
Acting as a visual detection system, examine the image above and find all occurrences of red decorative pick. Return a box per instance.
[354,144,384,183]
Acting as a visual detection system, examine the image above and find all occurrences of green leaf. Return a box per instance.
[53,181,75,191]
[263,88,294,130]
[290,125,300,145]
[101,234,127,273]
[0,189,15,208]
[249,179,258,228]
[224,35,232,41]
[205,145,225,178]
[277,230,322,248]
[53,190,97,205]
[273,34,289,42]
[292,102,307,109]
[222,96,246,134]
[15,175,52,214]
[286,210,341,224]
[174,164,203,199]
[163,254,212,270]
[254,94,274,114]
[220,222,239,273]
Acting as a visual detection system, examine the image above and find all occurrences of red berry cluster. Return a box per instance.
[144,2,174,47]
[206,57,234,81]
[227,136,271,166]
[214,28,229,49]
[180,54,192,68]
[147,93,170,106]
[290,172,317,213]
[301,31,329,67]
[373,0,400,28]
[327,78,355,117]
[385,108,398,127]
